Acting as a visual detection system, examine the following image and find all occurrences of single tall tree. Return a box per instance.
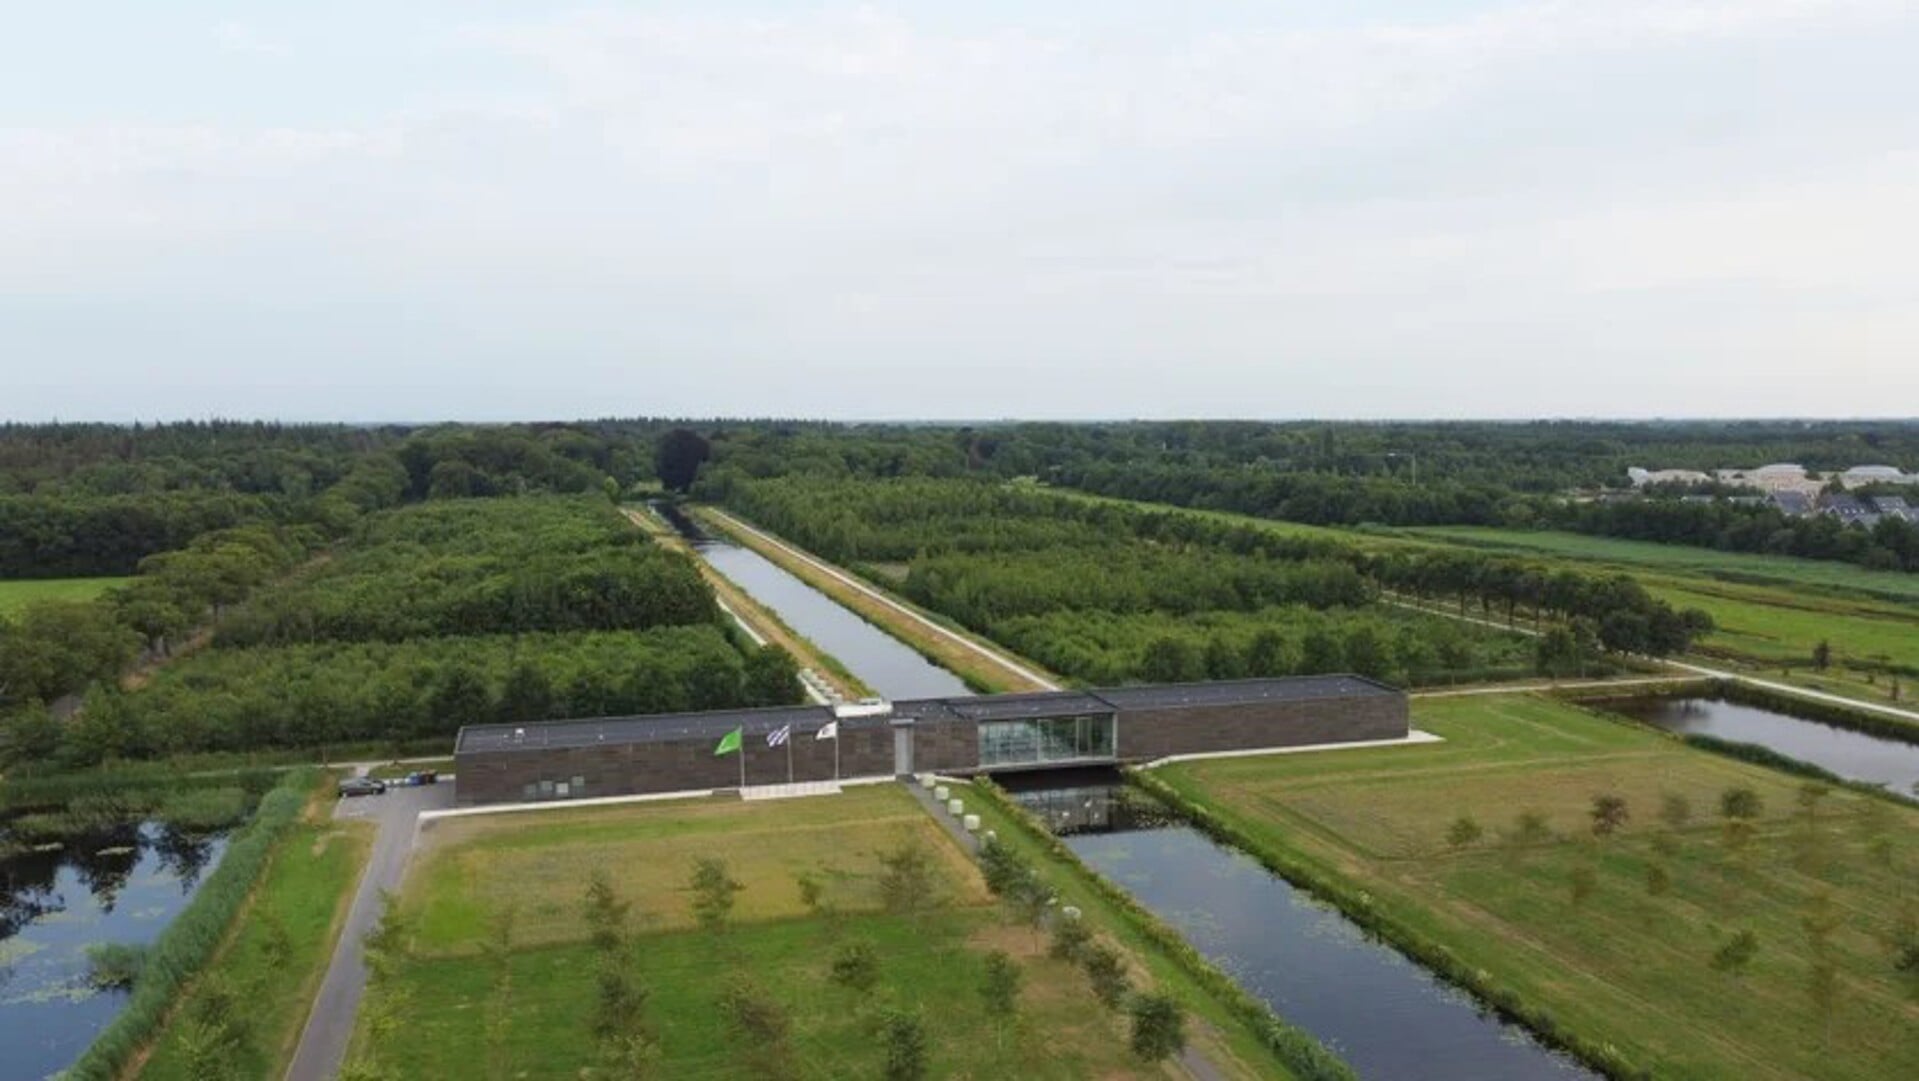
[654,429,711,492]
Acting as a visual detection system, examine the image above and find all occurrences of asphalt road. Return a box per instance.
[284,782,454,1081]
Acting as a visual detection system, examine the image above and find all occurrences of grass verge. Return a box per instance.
[133,797,373,1078]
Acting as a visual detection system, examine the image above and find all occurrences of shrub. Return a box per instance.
[1128,992,1188,1062]
[85,942,148,989]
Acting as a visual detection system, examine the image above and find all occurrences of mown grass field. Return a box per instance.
[138,796,372,1078]
[1157,695,1919,1081]
[0,576,130,615]
[369,785,1247,1079]
[1406,526,1919,602]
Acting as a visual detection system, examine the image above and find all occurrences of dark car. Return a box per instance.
[338,777,387,798]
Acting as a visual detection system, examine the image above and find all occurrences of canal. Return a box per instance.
[1605,694,1919,795]
[655,504,972,701]
[1003,773,1594,1081]
[1,824,227,1081]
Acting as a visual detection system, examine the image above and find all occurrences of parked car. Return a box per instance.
[338,777,387,798]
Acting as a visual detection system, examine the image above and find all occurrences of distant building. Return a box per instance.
[1769,490,1815,517]
[1819,493,1877,526]
[1626,467,1712,488]
[1868,495,1918,522]
[1839,465,1919,490]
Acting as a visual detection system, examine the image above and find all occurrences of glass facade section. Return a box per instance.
[978,713,1116,767]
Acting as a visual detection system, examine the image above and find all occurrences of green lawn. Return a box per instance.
[138,811,372,1078]
[1405,526,1919,603]
[365,758,455,781]
[0,576,131,615]
[365,785,1232,1079]
[1157,695,1919,1081]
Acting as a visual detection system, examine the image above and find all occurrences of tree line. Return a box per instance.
[1541,497,1919,574]
[11,627,797,767]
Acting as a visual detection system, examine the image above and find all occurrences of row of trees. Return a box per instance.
[996,606,1534,688]
[214,499,716,647]
[7,627,797,767]
[1544,497,1919,574]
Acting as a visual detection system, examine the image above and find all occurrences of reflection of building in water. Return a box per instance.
[1009,784,1123,834]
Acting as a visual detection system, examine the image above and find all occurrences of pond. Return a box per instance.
[1606,695,1919,795]
[656,504,973,701]
[1,823,226,1081]
[1003,774,1593,1081]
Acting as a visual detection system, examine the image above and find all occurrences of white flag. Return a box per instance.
[766,724,791,747]
[816,721,839,741]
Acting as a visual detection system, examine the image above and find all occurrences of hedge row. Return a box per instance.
[1125,769,1648,1081]
[63,769,315,1080]
[969,778,1358,1081]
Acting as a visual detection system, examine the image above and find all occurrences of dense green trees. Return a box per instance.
[214,499,715,647]
[711,475,1699,687]
[48,627,792,765]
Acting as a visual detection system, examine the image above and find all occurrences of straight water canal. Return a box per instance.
[1606,695,1919,795]
[1004,774,1594,1081]
[657,504,972,700]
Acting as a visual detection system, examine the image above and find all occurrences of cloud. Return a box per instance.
[212,21,286,57]
[3,1,1917,419]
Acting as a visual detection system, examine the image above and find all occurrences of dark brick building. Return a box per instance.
[453,675,1408,806]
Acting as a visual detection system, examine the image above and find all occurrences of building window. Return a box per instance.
[978,714,1116,767]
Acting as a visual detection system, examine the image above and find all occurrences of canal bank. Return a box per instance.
[993,772,1595,1081]
[655,502,972,701]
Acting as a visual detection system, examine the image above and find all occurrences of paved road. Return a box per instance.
[284,783,454,1081]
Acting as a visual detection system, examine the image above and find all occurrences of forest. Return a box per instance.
[0,424,795,769]
[705,475,1700,687]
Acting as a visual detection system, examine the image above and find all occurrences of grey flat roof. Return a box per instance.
[456,674,1401,755]
[933,691,1115,722]
[1089,675,1397,711]
[455,704,831,754]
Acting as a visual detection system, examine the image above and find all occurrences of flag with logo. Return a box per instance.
[713,727,742,756]
[767,724,792,748]
[816,721,838,741]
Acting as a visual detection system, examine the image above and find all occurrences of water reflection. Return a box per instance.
[0,823,228,1080]
[1005,776,1593,1081]
[1608,695,1919,794]
[655,503,973,701]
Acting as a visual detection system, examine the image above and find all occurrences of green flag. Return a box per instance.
[713,727,742,756]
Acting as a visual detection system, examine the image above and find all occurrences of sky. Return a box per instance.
[4,1,1918,422]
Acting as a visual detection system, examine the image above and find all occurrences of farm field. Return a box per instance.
[362,784,1277,1079]
[0,575,130,615]
[1155,694,1919,1081]
[1406,526,1919,603]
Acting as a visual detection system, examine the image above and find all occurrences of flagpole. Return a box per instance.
[834,726,841,782]
[786,729,794,785]
[739,732,746,791]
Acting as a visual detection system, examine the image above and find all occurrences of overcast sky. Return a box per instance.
[5,1,1918,422]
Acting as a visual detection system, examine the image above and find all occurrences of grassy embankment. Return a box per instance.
[355,784,1283,1078]
[693,505,1060,694]
[133,779,373,1079]
[621,503,875,699]
[1152,694,1919,1081]
[0,575,132,615]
